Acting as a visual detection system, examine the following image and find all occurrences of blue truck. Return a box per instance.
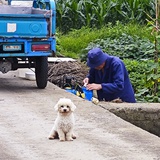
[0,0,56,88]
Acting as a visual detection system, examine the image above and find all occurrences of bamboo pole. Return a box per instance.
[154,0,159,95]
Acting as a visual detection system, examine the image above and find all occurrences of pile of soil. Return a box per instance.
[48,61,89,88]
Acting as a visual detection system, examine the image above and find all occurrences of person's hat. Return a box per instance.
[87,48,108,68]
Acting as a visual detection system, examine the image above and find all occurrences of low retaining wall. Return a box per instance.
[99,103,160,137]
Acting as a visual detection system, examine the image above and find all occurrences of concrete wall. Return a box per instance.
[100,103,160,137]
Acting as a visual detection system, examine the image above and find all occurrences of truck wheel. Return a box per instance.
[35,56,48,89]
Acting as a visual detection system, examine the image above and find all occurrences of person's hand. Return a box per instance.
[83,78,89,87]
[86,83,102,90]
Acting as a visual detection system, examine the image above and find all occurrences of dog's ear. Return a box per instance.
[54,102,59,112]
[70,102,76,112]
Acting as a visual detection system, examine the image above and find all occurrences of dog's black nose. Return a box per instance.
[63,109,67,112]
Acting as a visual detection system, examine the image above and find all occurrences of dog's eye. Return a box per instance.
[67,106,69,108]
[61,105,64,108]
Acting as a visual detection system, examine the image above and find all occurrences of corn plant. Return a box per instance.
[56,0,155,32]
[93,0,116,28]
[65,0,84,29]
[56,0,71,31]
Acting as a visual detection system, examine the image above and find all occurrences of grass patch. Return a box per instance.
[58,22,153,58]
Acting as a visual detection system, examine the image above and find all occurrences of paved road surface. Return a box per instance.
[0,71,160,160]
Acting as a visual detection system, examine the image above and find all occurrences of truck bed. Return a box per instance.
[0,5,52,38]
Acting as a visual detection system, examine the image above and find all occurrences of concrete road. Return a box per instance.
[0,70,160,160]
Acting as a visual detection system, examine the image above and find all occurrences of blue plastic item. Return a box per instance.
[82,87,93,101]
[65,88,76,95]
[65,87,93,101]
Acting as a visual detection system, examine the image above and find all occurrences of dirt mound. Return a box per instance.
[48,61,89,88]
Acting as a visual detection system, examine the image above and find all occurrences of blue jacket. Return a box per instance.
[88,54,136,103]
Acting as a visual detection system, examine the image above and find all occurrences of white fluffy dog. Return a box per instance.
[48,98,76,141]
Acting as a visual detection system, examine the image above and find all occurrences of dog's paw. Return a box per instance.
[48,136,55,140]
[59,138,65,142]
[66,137,73,141]
[72,134,76,139]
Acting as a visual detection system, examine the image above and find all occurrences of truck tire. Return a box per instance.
[35,56,48,89]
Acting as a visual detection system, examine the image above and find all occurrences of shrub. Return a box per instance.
[124,59,160,102]
[81,33,155,60]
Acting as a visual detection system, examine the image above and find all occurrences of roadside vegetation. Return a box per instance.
[55,0,160,102]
